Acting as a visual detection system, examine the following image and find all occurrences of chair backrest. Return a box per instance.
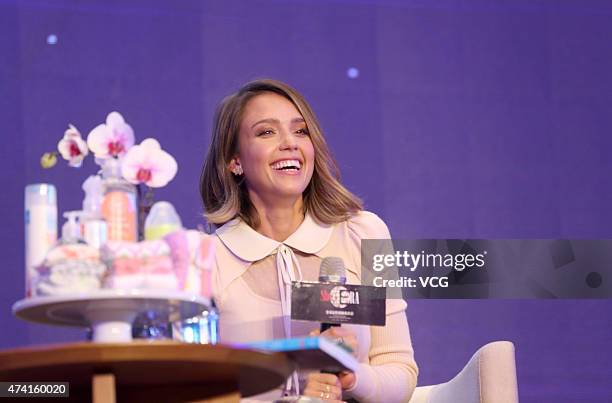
[409,341,519,403]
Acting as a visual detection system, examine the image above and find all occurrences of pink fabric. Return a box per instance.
[164,230,190,289]
[197,236,215,298]
[101,232,214,293]
[112,255,173,275]
[102,239,174,288]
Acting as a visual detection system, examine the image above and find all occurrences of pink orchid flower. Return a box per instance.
[57,124,89,167]
[87,111,135,159]
[121,138,178,188]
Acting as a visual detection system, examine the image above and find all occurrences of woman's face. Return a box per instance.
[235,92,315,204]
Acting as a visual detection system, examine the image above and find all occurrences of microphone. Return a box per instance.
[318,256,347,333]
[290,255,386,377]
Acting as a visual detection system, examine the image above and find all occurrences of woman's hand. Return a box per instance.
[303,372,344,402]
[310,327,359,358]
[309,327,358,391]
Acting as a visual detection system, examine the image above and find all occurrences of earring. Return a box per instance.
[230,161,243,176]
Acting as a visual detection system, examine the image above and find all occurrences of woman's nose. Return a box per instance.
[279,130,298,150]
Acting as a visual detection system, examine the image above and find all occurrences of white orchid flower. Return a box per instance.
[57,124,89,167]
[121,138,178,188]
[86,111,135,159]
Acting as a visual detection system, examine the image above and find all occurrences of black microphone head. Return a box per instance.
[319,257,347,284]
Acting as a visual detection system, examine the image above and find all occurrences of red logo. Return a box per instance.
[320,289,330,302]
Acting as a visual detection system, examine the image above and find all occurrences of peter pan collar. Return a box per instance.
[216,212,334,262]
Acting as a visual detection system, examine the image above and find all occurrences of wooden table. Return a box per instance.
[0,341,294,402]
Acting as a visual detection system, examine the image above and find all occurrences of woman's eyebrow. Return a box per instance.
[251,118,279,128]
[251,117,305,129]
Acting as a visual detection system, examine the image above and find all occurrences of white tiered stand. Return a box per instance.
[13,289,211,342]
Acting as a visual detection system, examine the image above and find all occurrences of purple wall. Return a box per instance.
[1,0,611,401]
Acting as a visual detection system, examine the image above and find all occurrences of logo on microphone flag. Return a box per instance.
[320,288,330,302]
[292,282,386,326]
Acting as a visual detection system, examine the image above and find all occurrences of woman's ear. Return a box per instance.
[229,158,243,176]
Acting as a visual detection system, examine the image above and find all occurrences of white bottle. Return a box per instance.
[81,175,107,248]
[25,184,57,297]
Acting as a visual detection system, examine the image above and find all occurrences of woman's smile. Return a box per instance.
[270,158,302,175]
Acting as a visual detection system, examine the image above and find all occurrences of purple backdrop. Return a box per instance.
[1,0,611,401]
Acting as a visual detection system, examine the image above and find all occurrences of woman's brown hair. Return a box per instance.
[200,79,362,229]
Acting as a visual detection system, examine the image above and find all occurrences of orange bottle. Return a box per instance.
[101,159,137,242]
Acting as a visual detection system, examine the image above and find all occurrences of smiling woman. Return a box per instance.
[199,79,418,402]
[231,91,316,236]
[200,79,362,233]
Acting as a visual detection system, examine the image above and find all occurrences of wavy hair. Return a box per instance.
[200,79,362,229]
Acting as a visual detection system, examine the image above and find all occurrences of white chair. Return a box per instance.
[409,341,519,403]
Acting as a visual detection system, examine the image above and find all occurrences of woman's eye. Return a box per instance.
[257,129,274,136]
[295,128,310,135]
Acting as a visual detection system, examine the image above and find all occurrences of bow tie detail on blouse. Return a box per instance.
[215,213,334,300]
[275,243,303,338]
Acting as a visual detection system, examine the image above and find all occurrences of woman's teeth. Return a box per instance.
[271,160,301,170]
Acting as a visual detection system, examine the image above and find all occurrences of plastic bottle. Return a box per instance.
[81,175,107,248]
[82,175,103,218]
[25,184,57,297]
[100,159,137,242]
[144,201,182,240]
[61,211,84,244]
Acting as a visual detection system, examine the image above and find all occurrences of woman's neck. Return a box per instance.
[249,192,305,242]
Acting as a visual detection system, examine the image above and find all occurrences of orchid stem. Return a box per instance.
[137,185,155,241]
